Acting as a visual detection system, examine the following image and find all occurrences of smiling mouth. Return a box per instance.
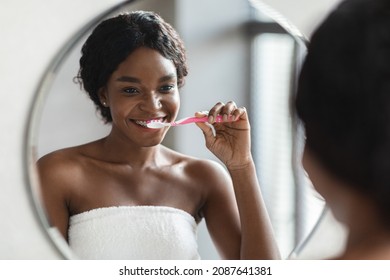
[132,118,165,128]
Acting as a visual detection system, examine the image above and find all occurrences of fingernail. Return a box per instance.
[208,115,214,123]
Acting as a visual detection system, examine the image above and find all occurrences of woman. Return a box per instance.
[37,11,279,260]
[295,0,390,259]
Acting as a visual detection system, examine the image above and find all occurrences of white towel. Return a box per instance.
[68,205,200,260]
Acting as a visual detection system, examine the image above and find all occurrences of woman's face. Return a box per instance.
[100,47,180,147]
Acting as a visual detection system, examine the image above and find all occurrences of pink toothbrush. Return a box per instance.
[146,115,224,129]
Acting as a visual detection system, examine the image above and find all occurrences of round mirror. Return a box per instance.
[26,0,324,259]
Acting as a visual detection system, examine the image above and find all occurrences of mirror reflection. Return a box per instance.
[29,0,322,259]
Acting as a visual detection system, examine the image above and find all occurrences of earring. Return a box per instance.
[102,101,107,107]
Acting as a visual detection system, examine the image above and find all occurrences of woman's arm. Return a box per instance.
[228,159,280,259]
[196,101,280,259]
[36,153,71,241]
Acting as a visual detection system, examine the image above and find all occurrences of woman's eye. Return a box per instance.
[122,88,139,95]
[160,85,175,93]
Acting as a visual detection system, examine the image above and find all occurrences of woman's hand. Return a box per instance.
[195,101,252,170]
[197,101,281,259]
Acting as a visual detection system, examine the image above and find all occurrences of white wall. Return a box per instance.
[0,0,341,259]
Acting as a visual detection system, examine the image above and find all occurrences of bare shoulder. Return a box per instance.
[165,149,238,235]
[187,157,230,183]
[37,147,82,174]
[163,146,232,189]
[36,145,89,193]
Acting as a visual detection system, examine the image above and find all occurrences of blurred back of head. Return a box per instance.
[295,0,390,225]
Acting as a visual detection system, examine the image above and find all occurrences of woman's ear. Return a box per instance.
[98,87,108,107]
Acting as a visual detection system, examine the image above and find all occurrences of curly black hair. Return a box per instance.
[295,0,390,224]
[75,11,188,123]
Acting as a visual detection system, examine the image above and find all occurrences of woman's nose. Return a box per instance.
[139,92,162,111]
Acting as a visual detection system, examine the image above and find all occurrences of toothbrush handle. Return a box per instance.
[173,115,224,125]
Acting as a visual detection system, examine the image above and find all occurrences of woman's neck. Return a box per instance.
[99,132,164,168]
[340,229,390,259]
[340,199,390,260]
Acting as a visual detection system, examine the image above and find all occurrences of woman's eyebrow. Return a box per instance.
[159,73,177,82]
[116,76,141,83]
[115,73,177,83]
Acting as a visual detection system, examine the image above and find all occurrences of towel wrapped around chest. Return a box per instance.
[68,205,200,260]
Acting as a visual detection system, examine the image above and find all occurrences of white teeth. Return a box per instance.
[135,120,148,127]
[134,118,164,127]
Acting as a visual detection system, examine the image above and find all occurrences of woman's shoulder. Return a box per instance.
[38,139,103,163]
[38,146,83,167]
[163,145,221,166]
[36,148,82,199]
[162,146,230,183]
[36,141,100,179]
[186,157,228,176]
